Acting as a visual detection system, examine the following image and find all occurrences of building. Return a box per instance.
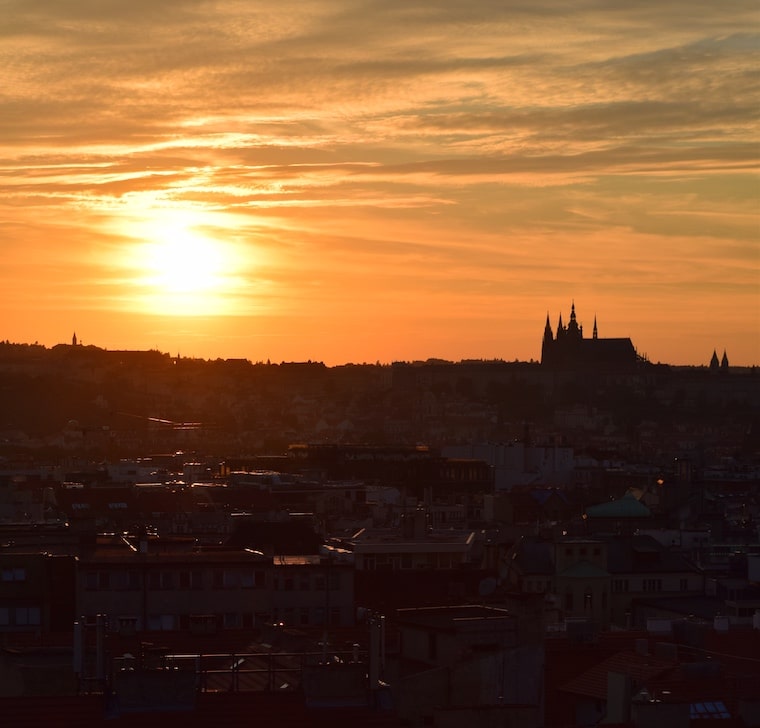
[388,604,544,727]
[541,302,639,371]
[504,534,703,629]
[76,534,355,634]
[0,552,76,633]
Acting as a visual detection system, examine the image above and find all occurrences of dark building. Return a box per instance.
[541,302,638,371]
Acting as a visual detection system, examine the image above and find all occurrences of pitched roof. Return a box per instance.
[558,560,609,579]
[561,650,676,699]
[586,492,650,519]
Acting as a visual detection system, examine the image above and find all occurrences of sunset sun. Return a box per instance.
[126,213,245,317]
[144,230,224,294]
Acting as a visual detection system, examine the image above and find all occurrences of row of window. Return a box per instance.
[1,568,26,582]
[522,578,691,594]
[84,569,341,592]
[0,606,41,626]
[362,554,458,570]
[110,606,344,633]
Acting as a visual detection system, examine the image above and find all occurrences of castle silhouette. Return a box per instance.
[541,303,638,370]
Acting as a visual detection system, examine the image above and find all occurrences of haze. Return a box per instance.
[1,1,758,365]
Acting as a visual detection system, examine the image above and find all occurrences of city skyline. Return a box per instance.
[2,1,758,366]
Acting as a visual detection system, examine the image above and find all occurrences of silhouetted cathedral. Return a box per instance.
[541,303,638,370]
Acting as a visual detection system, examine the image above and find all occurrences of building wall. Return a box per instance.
[77,555,355,632]
[0,553,75,633]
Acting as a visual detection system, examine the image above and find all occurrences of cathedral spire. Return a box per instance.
[566,301,581,339]
[593,316,598,340]
[544,312,553,341]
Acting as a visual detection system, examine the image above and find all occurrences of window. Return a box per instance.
[680,578,688,591]
[330,607,341,625]
[612,579,629,593]
[222,570,239,588]
[643,579,662,592]
[148,614,175,631]
[117,617,138,636]
[329,572,341,590]
[0,608,9,625]
[584,591,593,611]
[299,574,310,591]
[223,612,240,630]
[148,571,174,590]
[565,592,574,611]
[241,570,264,589]
[1,567,26,582]
[437,554,452,569]
[85,571,110,590]
[113,570,140,590]
[16,607,41,626]
[179,570,202,589]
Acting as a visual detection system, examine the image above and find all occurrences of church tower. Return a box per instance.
[566,301,581,340]
[541,313,554,366]
[72,332,78,346]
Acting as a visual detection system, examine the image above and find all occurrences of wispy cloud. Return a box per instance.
[0,0,757,364]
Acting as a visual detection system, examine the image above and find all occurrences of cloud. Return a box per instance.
[0,0,757,364]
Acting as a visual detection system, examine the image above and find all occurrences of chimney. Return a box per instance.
[606,671,632,724]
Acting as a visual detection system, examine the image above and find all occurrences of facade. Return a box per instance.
[541,302,638,370]
[389,605,544,727]
[0,552,76,633]
[342,508,475,571]
[504,534,703,629]
[76,537,355,633]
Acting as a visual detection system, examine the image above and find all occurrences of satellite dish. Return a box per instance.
[478,577,497,596]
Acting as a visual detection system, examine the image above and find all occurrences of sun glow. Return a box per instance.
[125,212,247,317]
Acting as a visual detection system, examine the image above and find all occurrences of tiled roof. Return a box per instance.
[560,650,676,699]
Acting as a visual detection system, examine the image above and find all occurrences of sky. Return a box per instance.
[1,1,758,366]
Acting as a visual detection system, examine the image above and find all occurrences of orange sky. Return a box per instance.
[1,1,758,366]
